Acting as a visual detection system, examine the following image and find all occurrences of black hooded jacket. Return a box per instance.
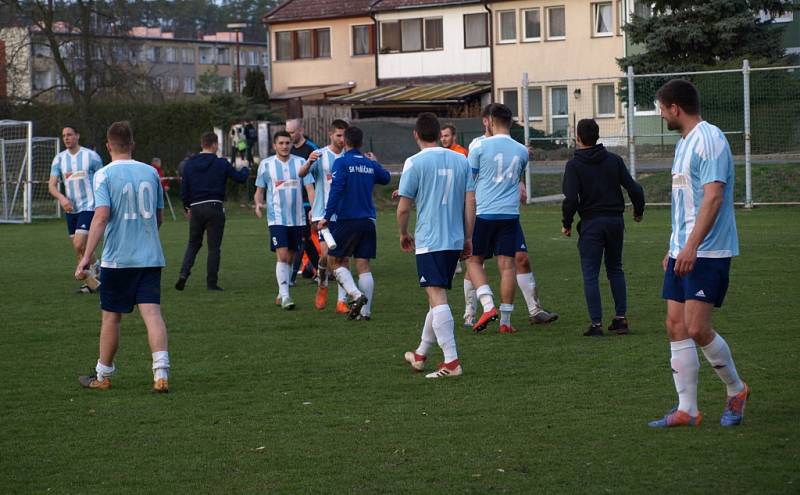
[561,144,645,229]
[180,152,249,209]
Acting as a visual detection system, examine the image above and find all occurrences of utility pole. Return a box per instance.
[227,22,247,93]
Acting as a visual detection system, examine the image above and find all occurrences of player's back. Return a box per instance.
[400,147,470,253]
[469,134,527,217]
[94,160,165,268]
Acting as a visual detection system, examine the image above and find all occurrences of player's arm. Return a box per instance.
[157,208,163,229]
[396,197,415,253]
[47,175,73,213]
[561,161,579,236]
[321,161,347,228]
[463,191,476,259]
[298,151,320,178]
[254,186,266,218]
[225,157,249,183]
[674,181,725,276]
[619,157,645,221]
[373,161,392,186]
[75,206,109,277]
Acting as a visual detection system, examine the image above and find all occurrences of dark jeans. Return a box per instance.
[577,215,627,324]
[291,206,319,282]
[179,202,226,287]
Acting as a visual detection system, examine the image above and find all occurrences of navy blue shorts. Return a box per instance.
[662,257,731,308]
[327,218,377,259]
[416,250,461,289]
[65,211,94,236]
[268,225,304,252]
[515,222,528,253]
[100,267,162,313]
[472,217,520,259]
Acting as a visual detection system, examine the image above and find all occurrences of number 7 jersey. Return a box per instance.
[468,134,528,217]
[93,160,166,268]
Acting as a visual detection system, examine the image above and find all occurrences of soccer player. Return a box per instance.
[464,105,558,328]
[648,79,749,428]
[286,118,320,284]
[440,123,468,157]
[255,131,307,310]
[318,126,391,320]
[562,119,645,337]
[299,119,350,311]
[399,113,472,378]
[48,126,103,293]
[75,121,170,392]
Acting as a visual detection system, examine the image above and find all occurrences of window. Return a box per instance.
[32,43,50,57]
[296,30,313,58]
[315,29,331,58]
[527,87,543,119]
[550,87,569,136]
[523,9,541,41]
[199,46,215,64]
[424,18,443,50]
[352,25,374,55]
[184,77,195,94]
[276,32,293,60]
[262,51,270,66]
[498,10,516,43]
[32,71,52,91]
[595,84,616,117]
[546,6,566,40]
[182,48,195,64]
[593,2,613,36]
[224,77,233,92]
[464,13,489,48]
[401,19,423,52]
[381,21,401,52]
[167,76,179,92]
[145,46,161,63]
[634,1,654,19]
[501,89,519,119]
[165,47,177,63]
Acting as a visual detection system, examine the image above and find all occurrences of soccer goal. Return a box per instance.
[0,120,61,223]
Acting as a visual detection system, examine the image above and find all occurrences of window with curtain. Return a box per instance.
[381,21,401,52]
[527,87,543,118]
[593,3,613,36]
[353,25,372,55]
[276,32,292,60]
[297,30,312,58]
[315,28,331,57]
[547,6,566,39]
[596,84,616,116]
[498,11,516,42]
[523,9,541,40]
[501,89,519,118]
[464,13,488,48]
[550,87,569,135]
[401,18,423,51]
[424,18,443,50]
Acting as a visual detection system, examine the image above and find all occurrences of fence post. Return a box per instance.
[626,66,636,178]
[55,137,61,218]
[742,59,753,208]
[522,72,532,203]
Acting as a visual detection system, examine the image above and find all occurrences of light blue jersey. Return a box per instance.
[669,121,739,258]
[256,154,307,227]
[399,147,473,254]
[468,134,527,218]
[50,147,104,212]
[93,160,165,268]
[306,146,342,221]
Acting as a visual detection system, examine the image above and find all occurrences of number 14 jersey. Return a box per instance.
[93,160,166,268]
[468,134,528,218]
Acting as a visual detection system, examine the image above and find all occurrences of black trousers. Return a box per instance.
[179,202,226,287]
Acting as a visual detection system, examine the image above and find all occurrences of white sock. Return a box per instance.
[499,303,513,326]
[463,278,477,317]
[152,351,170,381]
[318,259,328,288]
[334,267,362,299]
[701,334,745,396]
[476,285,495,313]
[415,309,435,357]
[337,283,347,303]
[276,261,290,299]
[358,272,374,317]
[670,339,700,416]
[431,304,458,362]
[516,272,540,314]
[95,360,115,381]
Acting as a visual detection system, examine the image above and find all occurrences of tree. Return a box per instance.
[618,0,794,74]
[241,68,268,104]
[198,67,226,95]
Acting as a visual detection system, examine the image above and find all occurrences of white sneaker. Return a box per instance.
[404,351,426,372]
[463,314,475,328]
[425,361,462,379]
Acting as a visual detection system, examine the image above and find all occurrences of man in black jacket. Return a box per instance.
[562,119,645,336]
[176,132,250,291]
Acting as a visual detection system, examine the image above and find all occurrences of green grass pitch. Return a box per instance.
[1,205,798,494]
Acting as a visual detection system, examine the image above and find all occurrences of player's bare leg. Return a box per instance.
[140,303,170,392]
[354,258,374,320]
[515,252,558,324]
[79,311,120,390]
[462,269,477,327]
[496,255,518,333]
[330,255,367,320]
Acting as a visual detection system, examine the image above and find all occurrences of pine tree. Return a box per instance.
[241,69,270,105]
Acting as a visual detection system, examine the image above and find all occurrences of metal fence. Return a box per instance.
[518,61,800,206]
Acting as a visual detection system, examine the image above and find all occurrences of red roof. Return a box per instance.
[263,0,375,24]
[371,0,481,12]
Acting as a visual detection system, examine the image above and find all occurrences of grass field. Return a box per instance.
[1,205,799,494]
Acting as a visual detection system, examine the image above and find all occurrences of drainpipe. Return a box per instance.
[370,11,380,87]
[484,0,494,102]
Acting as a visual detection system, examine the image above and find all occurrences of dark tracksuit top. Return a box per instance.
[325,149,391,222]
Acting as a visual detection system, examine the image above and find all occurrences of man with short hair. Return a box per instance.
[285,118,320,283]
[76,121,171,393]
[318,126,391,320]
[399,113,472,378]
[255,130,307,310]
[562,118,645,337]
[48,126,104,293]
[465,105,558,328]
[299,119,350,311]
[648,79,748,428]
[176,131,249,291]
[440,123,468,157]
